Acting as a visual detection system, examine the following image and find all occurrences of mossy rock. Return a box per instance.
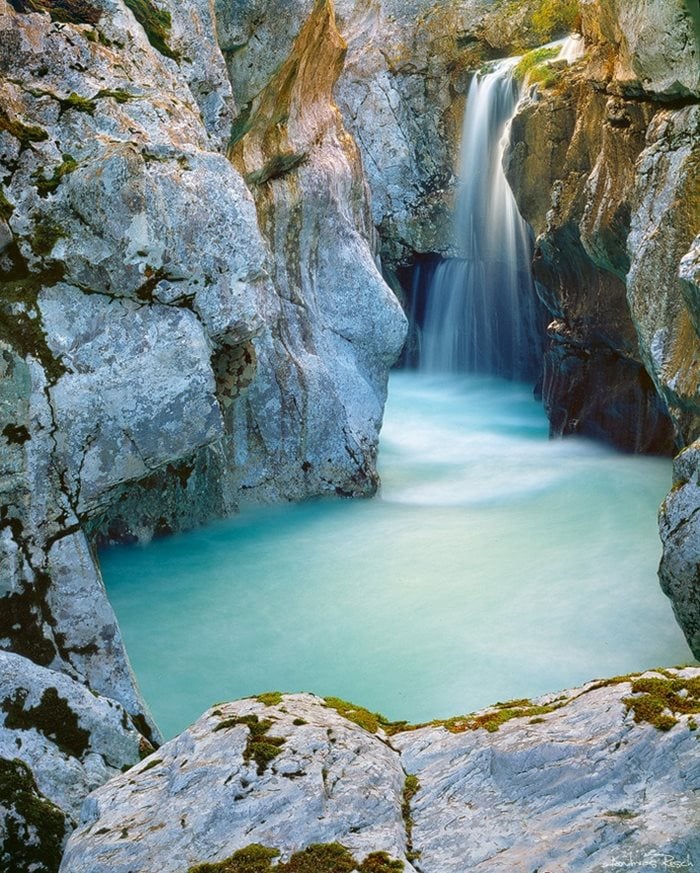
[33,155,79,197]
[623,675,700,731]
[0,106,48,150]
[7,0,101,25]
[190,844,281,873]
[3,686,91,759]
[123,0,179,61]
[189,844,406,873]
[213,714,286,775]
[0,757,68,873]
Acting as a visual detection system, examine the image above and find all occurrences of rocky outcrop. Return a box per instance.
[223,0,407,502]
[62,674,700,872]
[0,650,147,866]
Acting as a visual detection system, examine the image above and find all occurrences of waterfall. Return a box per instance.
[419,57,544,381]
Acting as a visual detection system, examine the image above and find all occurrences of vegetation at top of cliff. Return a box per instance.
[622,675,700,731]
[513,46,560,87]
[213,713,286,774]
[0,757,67,873]
[189,844,404,873]
[8,0,102,25]
[3,686,91,758]
[123,0,179,61]
[531,0,579,40]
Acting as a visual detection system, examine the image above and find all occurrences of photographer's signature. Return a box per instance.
[601,850,694,870]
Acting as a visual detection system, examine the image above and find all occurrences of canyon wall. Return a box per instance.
[1,0,699,866]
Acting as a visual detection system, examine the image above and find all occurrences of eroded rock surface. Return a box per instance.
[62,674,700,872]
[660,442,700,659]
[0,650,147,866]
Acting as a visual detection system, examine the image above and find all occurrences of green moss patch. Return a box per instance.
[0,186,14,222]
[123,0,179,61]
[513,46,560,86]
[3,686,91,759]
[8,0,101,25]
[213,714,286,775]
[33,154,79,197]
[623,675,700,732]
[95,88,135,104]
[30,216,67,255]
[322,697,404,735]
[189,844,406,873]
[190,844,281,873]
[256,692,283,707]
[0,757,67,873]
[0,107,48,150]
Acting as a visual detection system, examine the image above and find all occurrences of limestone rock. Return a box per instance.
[60,694,413,873]
[505,73,675,452]
[62,674,700,872]
[626,106,700,446]
[659,442,700,659]
[224,0,407,502]
[0,649,147,868]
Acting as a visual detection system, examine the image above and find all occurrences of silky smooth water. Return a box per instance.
[420,58,544,379]
[102,373,691,739]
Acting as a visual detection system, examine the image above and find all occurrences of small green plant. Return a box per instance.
[513,46,559,85]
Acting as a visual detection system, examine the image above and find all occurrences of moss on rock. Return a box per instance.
[0,757,68,873]
[8,0,102,25]
[123,0,179,61]
[213,714,285,775]
[189,844,405,873]
[3,686,91,759]
[623,675,700,731]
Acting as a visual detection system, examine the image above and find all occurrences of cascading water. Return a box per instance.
[419,58,544,380]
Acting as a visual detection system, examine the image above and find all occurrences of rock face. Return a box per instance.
[659,441,700,659]
[62,674,700,872]
[0,650,147,866]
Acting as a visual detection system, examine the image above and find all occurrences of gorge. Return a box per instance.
[0,0,699,870]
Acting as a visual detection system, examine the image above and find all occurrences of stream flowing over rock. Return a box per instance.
[61,676,700,873]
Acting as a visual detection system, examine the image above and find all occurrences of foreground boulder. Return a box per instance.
[62,671,700,872]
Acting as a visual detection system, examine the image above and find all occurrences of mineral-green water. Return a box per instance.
[101,373,692,739]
